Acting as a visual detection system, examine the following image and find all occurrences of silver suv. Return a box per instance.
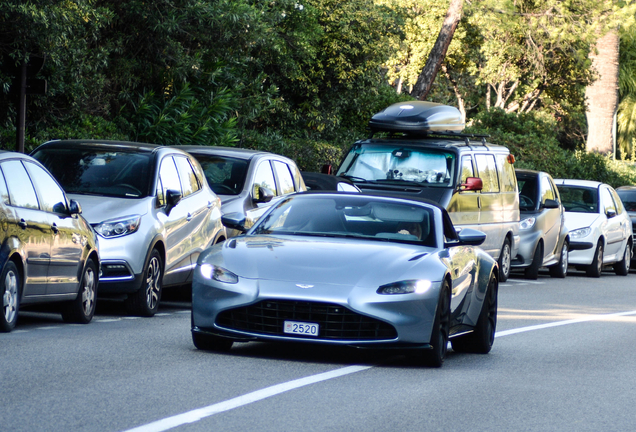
[32,140,226,316]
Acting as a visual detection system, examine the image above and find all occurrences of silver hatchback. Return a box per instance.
[32,140,226,316]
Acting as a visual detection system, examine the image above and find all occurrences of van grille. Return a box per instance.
[216,300,397,340]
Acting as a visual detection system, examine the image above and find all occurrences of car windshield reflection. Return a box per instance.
[31,148,152,198]
[252,195,437,247]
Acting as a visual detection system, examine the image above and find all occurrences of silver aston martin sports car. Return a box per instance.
[191,193,499,367]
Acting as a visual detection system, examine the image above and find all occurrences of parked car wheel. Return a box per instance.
[549,240,569,278]
[586,241,604,278]
[498,238,512,282]
[421,281,451,367]
[524,242,543,280]
[126,250,163,317]
[192,332,234,351]
[0,261,20,333]
[452,273,498,354]
[614,241,632,276]
[61,259,97,324]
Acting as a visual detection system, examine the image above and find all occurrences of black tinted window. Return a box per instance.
[2,160,39,209]
[32,147,152,198]
[196,154,248,196]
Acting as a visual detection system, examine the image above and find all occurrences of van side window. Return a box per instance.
[496,154,517,192]
[475,154,500,193]
[460,156,475,193]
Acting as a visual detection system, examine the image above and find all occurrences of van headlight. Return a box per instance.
[93,216,141,238]
[570,227,591,239]
[200,264,239,284]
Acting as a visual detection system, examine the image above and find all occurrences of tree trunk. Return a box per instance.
[410,0,463,101]
[586,30,620,154]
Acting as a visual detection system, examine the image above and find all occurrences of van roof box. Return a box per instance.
[368,101,465,133]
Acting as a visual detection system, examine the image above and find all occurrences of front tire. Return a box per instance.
[524,242,543,280]
[498,238,512,282]
[549,240,568,278]
[126,249,163,317]
[451,273,498,354]
[61,259,97,324]
[192,332,234,351]
[586,241,603,278]
[420,281,451,367]
[614,241,631,276]
[0,261,20,332]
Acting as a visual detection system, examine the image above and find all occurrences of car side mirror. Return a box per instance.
[69,199,82,216]
[321,164,333,175]
[254,187,274,203]
[454,228,486,247]
[222,213,248,233]
[543,198,560,209]
[606,208,617,218]
[165,189,182,215]
[459,177,483,192]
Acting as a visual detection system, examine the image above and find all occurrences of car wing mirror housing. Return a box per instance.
[255,187,274,203]
[69,199,82,216]
[455,228,486,246]
[606,208,617,218]
[222,213,248,233]
[543,198,560,209]
[459,177,483,192]
[165,189,182,215]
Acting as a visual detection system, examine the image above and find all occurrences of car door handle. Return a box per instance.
[18,219,27,229]
[51,223,59,234]
[187,213,193,222]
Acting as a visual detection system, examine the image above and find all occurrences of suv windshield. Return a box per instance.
[32,148,152,198]
[337,145,455,187]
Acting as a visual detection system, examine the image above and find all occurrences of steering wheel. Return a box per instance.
[116,184,142,195]
[519,195,534,208]
[212,184,236,194]
[564,202,590,212]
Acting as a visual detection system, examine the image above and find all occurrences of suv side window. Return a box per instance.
[601,187,616,215]
[2,160,39,210]
[24,162,68,213]
[475,154,500,193]
[157,156,182,206]
[174,156,200,197]
[540,176,555,204]
[460,156,475,193]
[253,161,277,197]
[496,154,516,192]
[273,161,295,195]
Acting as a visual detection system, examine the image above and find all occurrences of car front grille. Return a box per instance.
[216,300,397,340]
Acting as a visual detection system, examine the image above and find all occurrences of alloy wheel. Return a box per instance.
[145,256,161,310]
[3,269,18,324]
[560,243,569,275]
[81,266,96,316]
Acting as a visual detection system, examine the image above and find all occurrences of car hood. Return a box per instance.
[564,211,601,230]
[68,194,151,224]
[202,235,440,285]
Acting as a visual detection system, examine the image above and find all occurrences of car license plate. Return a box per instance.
[284,321,319,337]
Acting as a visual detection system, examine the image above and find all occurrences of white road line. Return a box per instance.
[506,279,545,285]
[36,326,59,330]
[122,365,372,432]
[95,318,122,323]
[495,309,636,337]
[122,308,636,432]
[155,313,171,317]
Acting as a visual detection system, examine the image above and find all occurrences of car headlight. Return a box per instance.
[93,215,141,238]
[520,217,536,230]
[200,264,239,284]
[377,280,432,295]
[570,227,591,239]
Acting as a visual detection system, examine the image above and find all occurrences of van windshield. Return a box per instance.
[336,145,455,187]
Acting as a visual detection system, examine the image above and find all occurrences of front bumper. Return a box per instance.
[511,230,541,269]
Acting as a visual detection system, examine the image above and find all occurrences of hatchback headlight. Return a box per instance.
[93,215,141,238]
[520,217,536,230]
[570,227,591,239]
[377,280,432,295]
[200,264,239,284]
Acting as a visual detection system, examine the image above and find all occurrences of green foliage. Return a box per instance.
[468,109,636,187]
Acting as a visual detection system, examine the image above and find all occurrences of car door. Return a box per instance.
[156,155,192,286]
[23,161,83,295]
[600,186,623,258]
[539,175,561,256]
[0,160,52,297]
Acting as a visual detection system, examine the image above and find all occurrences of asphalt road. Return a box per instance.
[2,268,636,432]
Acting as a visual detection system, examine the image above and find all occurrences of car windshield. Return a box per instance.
[252,195,437,247]
[557,185,598,213]
[31,148,152,198]
[617,190,636,211]
[336,145,455,187]
[192,154,248,196]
